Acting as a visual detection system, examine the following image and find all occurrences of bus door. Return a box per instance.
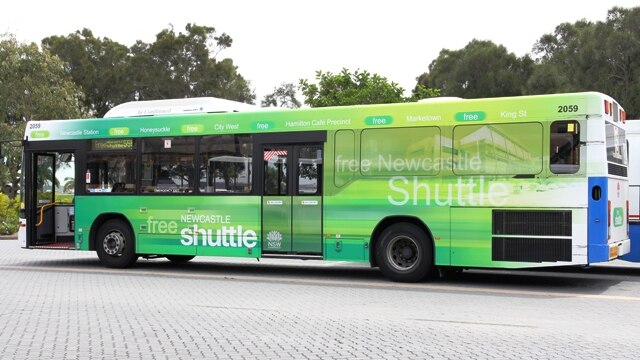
[27,152,76,248]
[262,144,323,254]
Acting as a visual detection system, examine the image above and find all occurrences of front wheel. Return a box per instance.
[375,223,433,282]
[96,219,138,268]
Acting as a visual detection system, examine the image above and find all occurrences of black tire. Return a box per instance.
[96,219,138,268]
[375,223,433,282]
[166,255,195,263]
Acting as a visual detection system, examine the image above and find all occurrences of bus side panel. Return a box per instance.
[74,196,262,258]
[450,207,492,267]
[322,179,452,265]
[587,177,608,262]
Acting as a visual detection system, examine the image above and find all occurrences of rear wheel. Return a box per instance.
[166,255,195,263]
[375,223,433,282]
[96,219,138,268]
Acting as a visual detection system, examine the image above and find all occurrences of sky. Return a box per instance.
[2,0,638,103]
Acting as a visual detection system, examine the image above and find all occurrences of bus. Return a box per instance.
[19,92,631,282]
[623,119,640,262]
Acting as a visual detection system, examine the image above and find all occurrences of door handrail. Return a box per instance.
[35,202,58,228]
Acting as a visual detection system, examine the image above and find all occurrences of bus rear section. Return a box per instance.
[588,104,630,263]
[622,119,640,262]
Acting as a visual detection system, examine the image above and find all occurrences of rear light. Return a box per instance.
[627,200,630,236]
[608,200,612,239]
[604,100,615,116]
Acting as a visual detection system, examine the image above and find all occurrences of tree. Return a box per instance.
[262,83,301,108]
[63,177,75,193]
[524,63,570,95]
[129,23,255,104]
[531,7,640,117]
[43,24,256,116]
[42,29,131,117]
[299,68,418,107]
[410,84,441,102]
[417,39,533,98]
[0,35,82,197]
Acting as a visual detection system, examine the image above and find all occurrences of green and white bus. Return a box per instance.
[19,92,631,282]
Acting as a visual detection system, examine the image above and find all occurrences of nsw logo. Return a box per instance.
[266,230,283,248]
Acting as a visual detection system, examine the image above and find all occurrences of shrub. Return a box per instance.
[0,194,19,235]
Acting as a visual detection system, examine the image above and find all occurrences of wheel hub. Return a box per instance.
[103,231,124,256]
[387,235,420,271]
[400,247,414,259]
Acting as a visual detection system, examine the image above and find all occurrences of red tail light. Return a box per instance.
[627,200,630,236]
[604,100,610,114]
[608,200,612,239]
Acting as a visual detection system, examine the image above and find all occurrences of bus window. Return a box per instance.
[550,121,580,174]
[360,127,440,176]
[264,148,288,195]
[298,145,322,195]
[606,122,627,176]
[453,123,543,175]
[199,135,252,194]
[86,139,136,193]
[85,154,136,193]
[141,137,195,193]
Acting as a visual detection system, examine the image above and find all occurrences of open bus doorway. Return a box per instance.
[25,151,76,249]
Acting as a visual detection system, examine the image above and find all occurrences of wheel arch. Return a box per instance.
[89,213,135,251]
[369,216,434,268]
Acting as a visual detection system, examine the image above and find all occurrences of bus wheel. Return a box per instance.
[375,223,433,282]
[166,255,195,263]
[96,219,138,268]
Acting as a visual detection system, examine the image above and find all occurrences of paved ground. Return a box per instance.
[1,239,640,359]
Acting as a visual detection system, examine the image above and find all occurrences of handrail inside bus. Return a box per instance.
[35,202,58,228]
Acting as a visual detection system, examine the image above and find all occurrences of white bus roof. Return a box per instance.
[417,97,463,103]
[103,97,258,118]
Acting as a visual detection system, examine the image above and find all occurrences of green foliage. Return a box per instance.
[42,29,131,117]
[415,6,640,117]
[531,7,640,117]
[0,193,19,235]
[0,35,82,196]
[128,23,255,105]
[299,68,404,107]
[417,39,533,99]
[525,63,570,95]
[262,83,301,108]
[299,68,435,107]
[42,24,255,117]
[409,84,441,102]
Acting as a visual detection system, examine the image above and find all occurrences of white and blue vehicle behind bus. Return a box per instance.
[624,120,640,262]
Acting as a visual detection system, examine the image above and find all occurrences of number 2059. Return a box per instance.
[558,105,578,113]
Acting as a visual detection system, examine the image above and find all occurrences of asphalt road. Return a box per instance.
[1,239,639,359]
